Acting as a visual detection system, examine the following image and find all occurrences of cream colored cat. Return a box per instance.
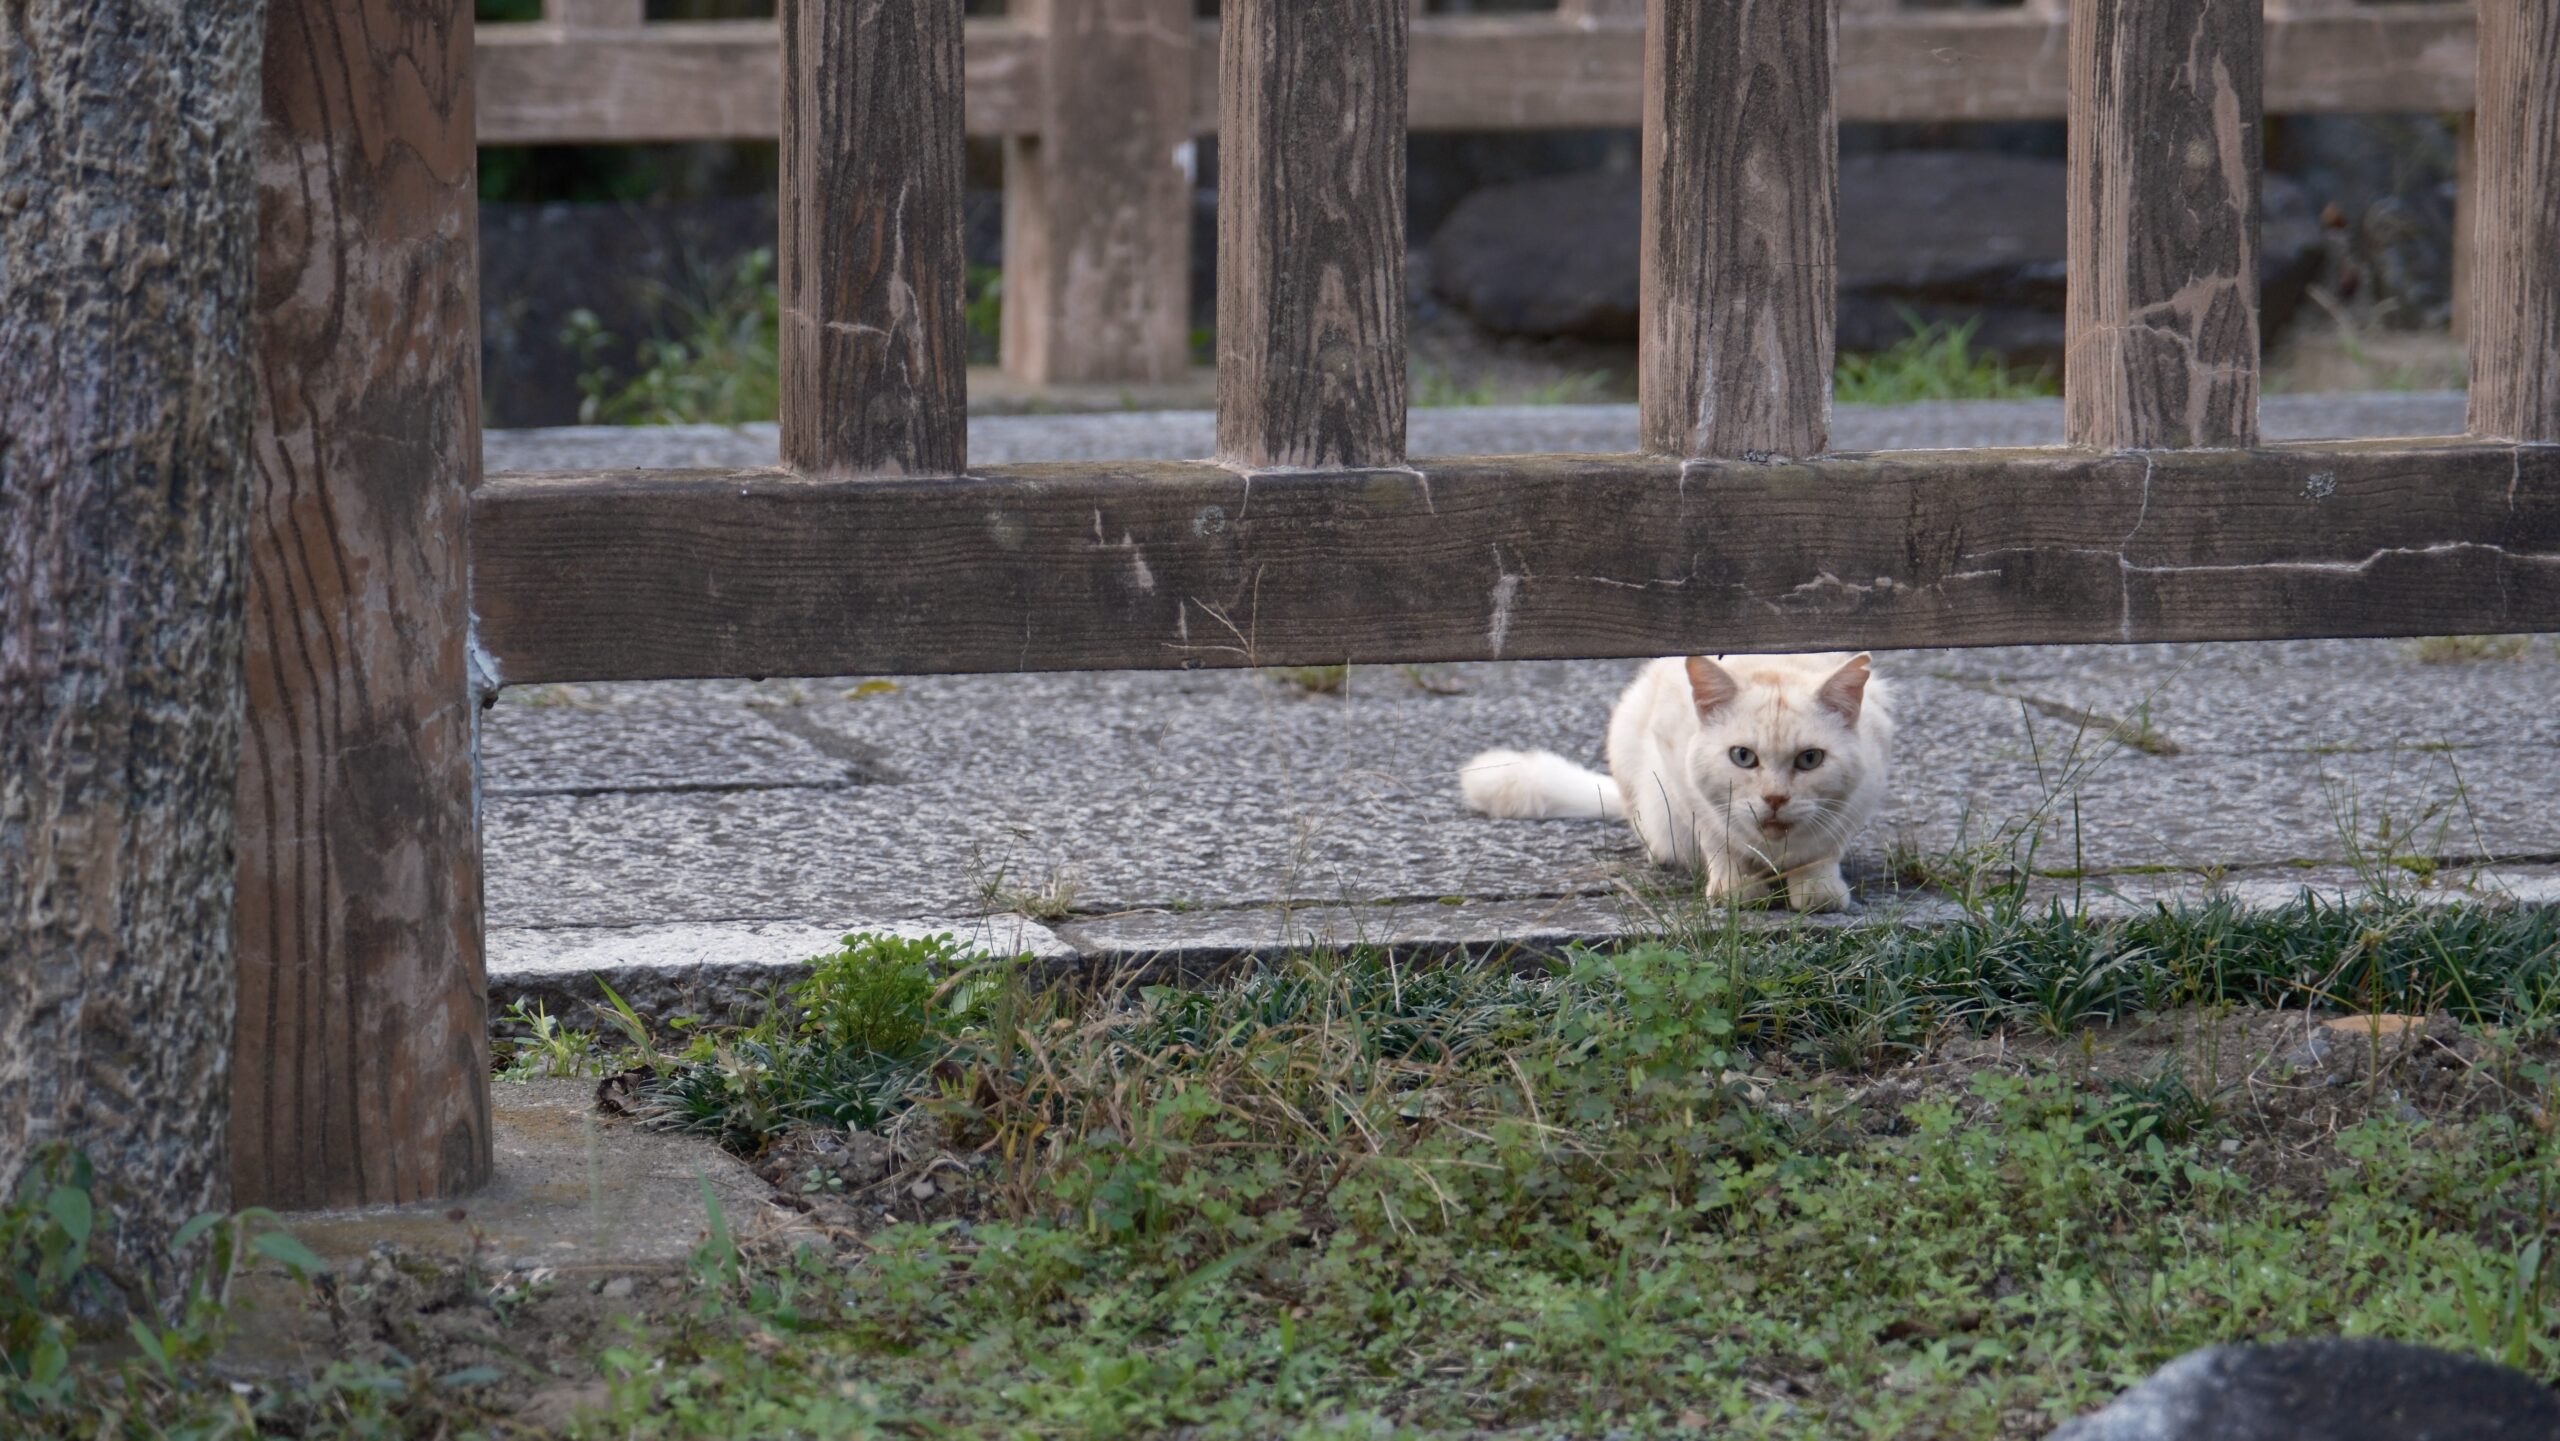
[1460,653,1892,911]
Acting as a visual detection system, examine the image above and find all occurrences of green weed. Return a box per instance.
[497,998,600,1080]
[1409,365,1611,408]
[1835,313,2058,406]
[568,247,779,427]
[2,1146,469,1438]
[630,932,1011,1150]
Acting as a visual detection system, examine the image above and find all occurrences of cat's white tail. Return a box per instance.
[1459,748,1624,822]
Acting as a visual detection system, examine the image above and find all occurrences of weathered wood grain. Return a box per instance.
[2066,0,2264,450]
[476,20,1043,145]
[2,0,260,1299]
[1001,0,1193,386]
[1640,0,1837,459]
[1216,0,1408,470]
[2466,0,2560,443]
[779,0,967,477]
[473,8,2476,144]
[472,441,2560,684]
[237,0,489,1208]
[2255,5,2473,115]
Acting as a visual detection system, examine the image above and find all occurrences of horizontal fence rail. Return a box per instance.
[476,4,2478,145]
[474,441,2560,684]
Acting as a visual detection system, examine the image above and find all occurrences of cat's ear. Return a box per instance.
[1685,656,1740,716]
[1816,654,1873,725]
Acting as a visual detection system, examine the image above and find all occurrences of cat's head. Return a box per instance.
[1679,654,1881,855]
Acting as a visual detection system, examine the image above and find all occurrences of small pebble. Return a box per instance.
[600,1276,636,1301]
[2217,1138,2241,1155]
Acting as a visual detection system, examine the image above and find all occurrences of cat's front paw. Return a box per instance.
[1788,865,1855,913]
[1701,872,1773,907]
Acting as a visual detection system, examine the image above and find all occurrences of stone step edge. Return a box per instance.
[487,864,2560,1030]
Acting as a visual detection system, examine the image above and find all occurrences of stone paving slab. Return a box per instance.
[1052,895,1660,981]
[475,393,2555,1018]
[481,695,864,797]
[1917,637,2560,754]
[278,1079,797,1272]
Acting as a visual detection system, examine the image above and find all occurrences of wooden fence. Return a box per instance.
[235,0,2555,1208]
[478,0,2485,385]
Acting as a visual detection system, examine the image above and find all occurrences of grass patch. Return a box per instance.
[568,901,2559,1437]
[1835,315,2057,406]
[25,900,2560,1437]
[1409,365,1612,408]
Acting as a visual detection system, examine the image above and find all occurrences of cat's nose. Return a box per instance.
[1762,794,1788,812]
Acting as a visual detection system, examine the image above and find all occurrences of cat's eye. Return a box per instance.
[1795,749,1826,772]
[1728,746,1759,769]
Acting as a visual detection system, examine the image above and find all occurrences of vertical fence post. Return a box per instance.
[2065,0,2263,450]
[1639,0,1838,459]
[2465,0,2558,443]
[1000,0,1195,387]
[237,0,490,1207]
[1216,0,1409,470]
[780,0,969,477]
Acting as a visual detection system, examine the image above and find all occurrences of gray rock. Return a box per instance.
[477,190,1006,428]
[2049,1339,2560,1441]
[1424,152,2327,362]
[1426,170,1644,342]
